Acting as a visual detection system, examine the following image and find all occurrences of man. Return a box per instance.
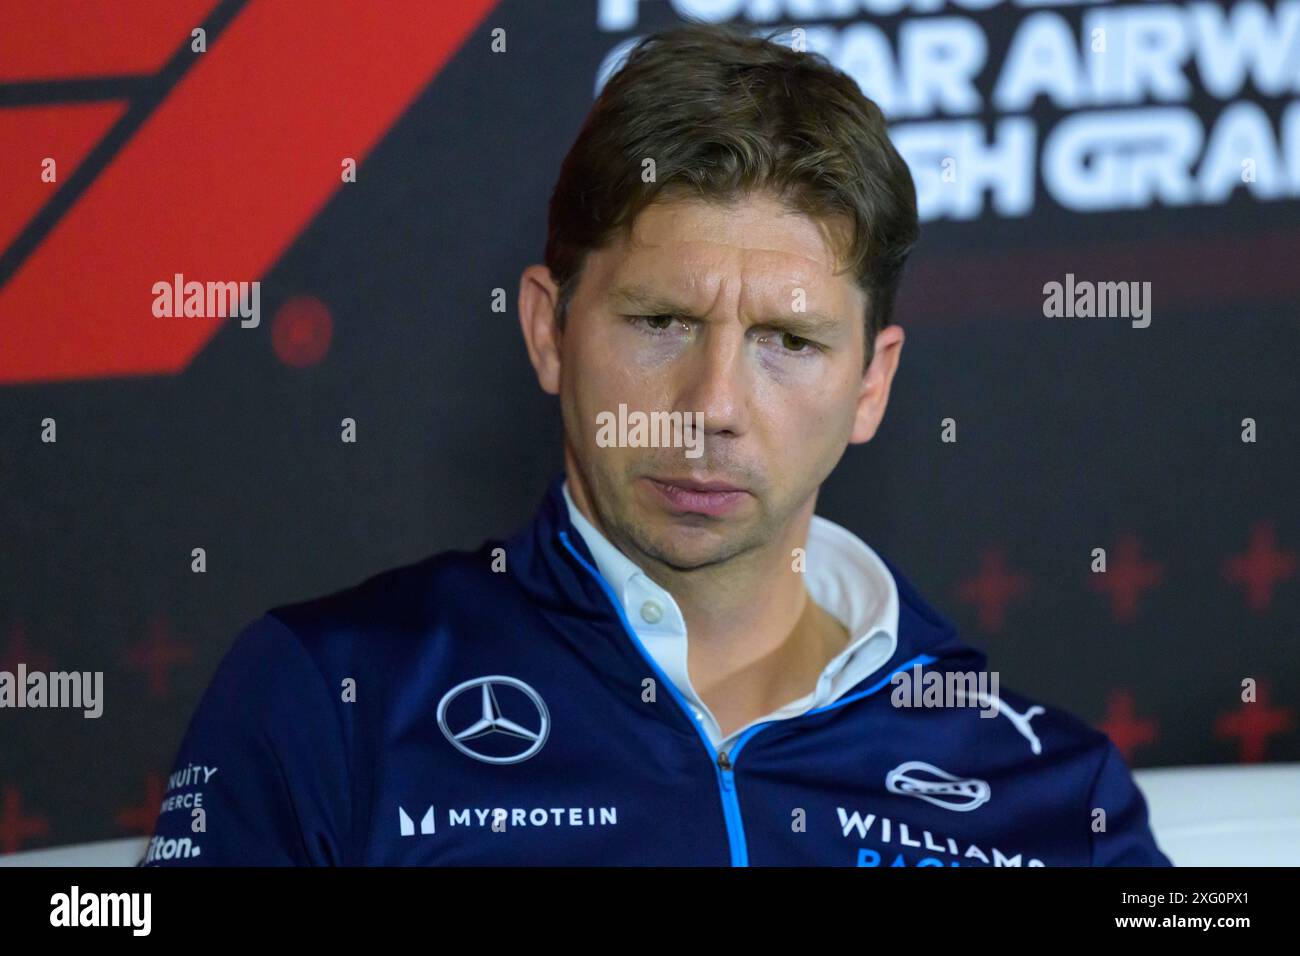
[144,23,1170,867]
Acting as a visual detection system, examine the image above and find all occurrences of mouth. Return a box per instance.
[642,475,751,517]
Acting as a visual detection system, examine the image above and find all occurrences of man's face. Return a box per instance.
[523,190,901,573]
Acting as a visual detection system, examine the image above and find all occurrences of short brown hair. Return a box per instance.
[544,21,919,366]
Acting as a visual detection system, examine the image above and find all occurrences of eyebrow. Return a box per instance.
[608,284,689,317]
[607,283,846,337]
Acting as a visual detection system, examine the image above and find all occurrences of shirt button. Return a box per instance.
[639,600,664,624]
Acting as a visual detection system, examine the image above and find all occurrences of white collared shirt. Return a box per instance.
[563,481,900,754]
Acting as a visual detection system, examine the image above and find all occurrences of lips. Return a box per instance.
[653,476,745,493]
[643,476,750,517]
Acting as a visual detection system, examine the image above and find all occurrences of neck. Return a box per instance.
[564,461,850,729]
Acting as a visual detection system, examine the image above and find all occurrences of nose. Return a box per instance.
[674,323,749,441]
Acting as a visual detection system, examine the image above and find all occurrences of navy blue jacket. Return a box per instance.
[144,475,1172,866]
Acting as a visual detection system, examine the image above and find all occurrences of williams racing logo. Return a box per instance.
[886,760,991,812]
[838,805,1045,867]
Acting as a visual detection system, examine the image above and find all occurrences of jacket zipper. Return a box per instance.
[558,530,752,865]
[714,749,748,866]
[557,529,938,866]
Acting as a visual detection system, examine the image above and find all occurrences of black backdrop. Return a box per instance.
[1,0,1297,852]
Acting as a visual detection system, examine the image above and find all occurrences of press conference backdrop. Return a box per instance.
[1,0,1296,853]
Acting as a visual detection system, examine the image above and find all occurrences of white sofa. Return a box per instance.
[0,835,147,867]
[1131,763,1300,865]
[1,762,1296,866]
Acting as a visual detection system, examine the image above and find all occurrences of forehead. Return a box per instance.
[591,192,861,306]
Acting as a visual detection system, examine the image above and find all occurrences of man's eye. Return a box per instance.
[764,331,817,354]
[629,314,685,334]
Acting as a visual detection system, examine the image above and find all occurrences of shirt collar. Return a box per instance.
[561,479,899,694]
[563,481,664,616]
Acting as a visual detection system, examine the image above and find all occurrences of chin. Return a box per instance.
[640,522,748,571]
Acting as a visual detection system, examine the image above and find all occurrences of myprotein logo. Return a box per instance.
[396,804,619,835]
[885,760,991,812]
[399,805,436,835]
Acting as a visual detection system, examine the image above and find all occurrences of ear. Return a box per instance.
[518,264,562,395]
[849,323,904,444]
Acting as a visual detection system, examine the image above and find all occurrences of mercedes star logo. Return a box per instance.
[436,675,550,764]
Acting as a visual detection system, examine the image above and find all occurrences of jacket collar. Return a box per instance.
[502,472,609,615]
[504,472,983,676]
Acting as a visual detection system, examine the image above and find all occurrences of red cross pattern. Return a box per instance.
[1223,521,1297,614]
[1090,533,1164,623]
[1215,680,1295,763]
[955,545,1031,633]
[122,614,194,698]
[1097,688,1160,762]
